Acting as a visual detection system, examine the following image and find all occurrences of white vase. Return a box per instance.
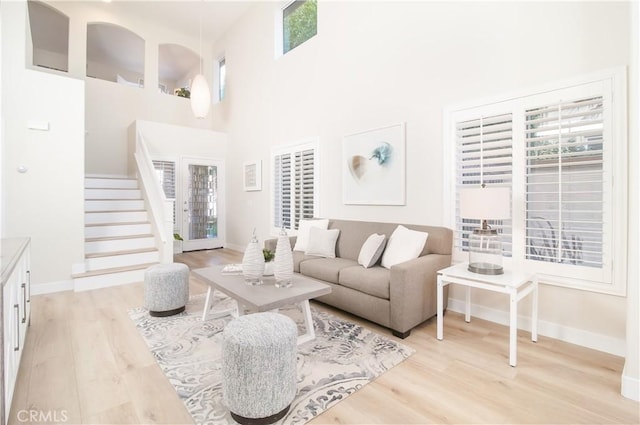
[264,261,274,276]
[274,228,294,288]
[242,231,264,285]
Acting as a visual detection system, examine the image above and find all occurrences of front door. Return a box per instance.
[181,158,225,251]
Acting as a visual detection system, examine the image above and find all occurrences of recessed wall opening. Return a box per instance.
[158,43,200,97]
[27,0,69,72]
[86,22,145,87]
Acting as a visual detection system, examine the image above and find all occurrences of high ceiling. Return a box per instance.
[87,0,255,43]
[29,0,255,79]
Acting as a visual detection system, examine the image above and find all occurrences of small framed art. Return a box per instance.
[243,160,262,191]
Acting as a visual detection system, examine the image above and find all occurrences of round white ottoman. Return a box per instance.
[144,263,189,317]
[222,312,297,425]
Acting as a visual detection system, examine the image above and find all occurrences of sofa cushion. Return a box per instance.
[293,250,322,273]
[293,219,329,252]
[325,219,452,258]
[299,258,358,284]
[357,233,386,268]
[305,227,340,258]
[381,225,428,269]
[338,266,390,300]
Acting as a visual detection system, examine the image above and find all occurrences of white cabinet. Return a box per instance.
[1,238,31,425]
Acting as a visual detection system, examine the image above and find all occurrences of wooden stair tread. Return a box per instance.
[85,198,144,201]
[85,187,139,190]
[85,210,146,214]
[85,234,154,242]
[85,221,150,227]
[72,262,159,279]
[85,247,158,259]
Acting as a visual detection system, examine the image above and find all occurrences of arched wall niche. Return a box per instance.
[27,0,70,72]
[158,43,200,96]
[86,22,145,87]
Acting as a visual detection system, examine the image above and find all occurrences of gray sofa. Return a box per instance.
[265,219,452,338]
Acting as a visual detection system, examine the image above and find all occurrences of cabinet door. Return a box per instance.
[3,274,20,419]
[18,254,30,349]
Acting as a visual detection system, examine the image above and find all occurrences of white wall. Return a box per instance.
[622,0,640,402]
[0,2,4,240]
[211,1,633,355]
[2,2,84,290]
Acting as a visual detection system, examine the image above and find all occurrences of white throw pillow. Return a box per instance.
[358,233,387,268]
[381,225,429,269]
[305,227,340,258]
[293,219,329,252]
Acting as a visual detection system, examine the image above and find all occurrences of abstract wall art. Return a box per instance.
[342,123,406,205]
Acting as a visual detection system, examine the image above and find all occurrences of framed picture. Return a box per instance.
[343,123,406,205]
[243,160,262,191]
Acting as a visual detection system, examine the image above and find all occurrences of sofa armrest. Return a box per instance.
[389,254,451,335]
[264,236,297,252]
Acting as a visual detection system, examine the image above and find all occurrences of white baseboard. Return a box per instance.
[622,369,640,401]
[447,298,626,357]
[224,243,244,252]
[31,279,74,295]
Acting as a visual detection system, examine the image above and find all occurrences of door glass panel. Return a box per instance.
[187,165,218,240]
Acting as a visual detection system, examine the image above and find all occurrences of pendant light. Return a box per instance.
[190,2,211,118]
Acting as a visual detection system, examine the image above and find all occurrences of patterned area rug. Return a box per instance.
[128,293,414,425]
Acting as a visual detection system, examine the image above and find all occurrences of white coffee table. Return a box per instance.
[193,265,332,345]
[436,263,538,367]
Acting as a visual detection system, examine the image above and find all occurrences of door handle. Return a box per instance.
[14,304,20,352]
[21,283,27,323]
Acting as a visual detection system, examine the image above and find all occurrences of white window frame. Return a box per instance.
[218,56,226,102]
[213,53,225,103]
[443,68,627,296]
[274,0,318,58]
[270,138,320,236]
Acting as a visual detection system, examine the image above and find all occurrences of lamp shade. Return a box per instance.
[459,186,510,220]
[190,74,211,119]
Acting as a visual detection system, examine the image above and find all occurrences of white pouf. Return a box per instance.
[144,263,189,317]
[222,312,298,425]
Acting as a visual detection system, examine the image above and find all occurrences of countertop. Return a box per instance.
[1,238,30,286]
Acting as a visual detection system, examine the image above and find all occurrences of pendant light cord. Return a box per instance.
[199,0,203,75]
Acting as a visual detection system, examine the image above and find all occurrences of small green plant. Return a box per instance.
[263,249,275,262]
[173,233,184,241]
[175,88,190,98]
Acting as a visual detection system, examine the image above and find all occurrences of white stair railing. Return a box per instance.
[133,132,174,264]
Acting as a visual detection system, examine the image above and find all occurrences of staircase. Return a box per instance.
[73,176,160,291]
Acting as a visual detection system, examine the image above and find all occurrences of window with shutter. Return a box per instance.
[525,96,605,269]
[455,113,513,256]
[152,159,177,231]
[446,68,626,295]
[271,140,319,234]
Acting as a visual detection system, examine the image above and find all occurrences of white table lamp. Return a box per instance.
[459,186,510,275]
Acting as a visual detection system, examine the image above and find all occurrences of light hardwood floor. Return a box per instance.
[9,248,639,424]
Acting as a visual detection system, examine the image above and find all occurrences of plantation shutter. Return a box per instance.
[152,160,177,229]
[455,113,513,256]
[272,143,317,232]
[294,148,315,229]
[273,153,292,230]
[524,96,605,268]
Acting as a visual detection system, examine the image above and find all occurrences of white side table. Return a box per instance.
[437,263,538,367]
